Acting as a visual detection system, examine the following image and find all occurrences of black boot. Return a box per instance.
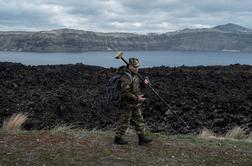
[114,136,128,145]
[138,134,152,145]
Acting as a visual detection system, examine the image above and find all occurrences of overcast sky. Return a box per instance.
[0,0,251,33]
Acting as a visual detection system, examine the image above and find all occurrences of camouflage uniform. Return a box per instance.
[115,63,145,138]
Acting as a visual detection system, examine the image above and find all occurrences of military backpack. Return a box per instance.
[107,72,132,106]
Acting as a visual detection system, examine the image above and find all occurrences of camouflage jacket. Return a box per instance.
[117,66,142,106]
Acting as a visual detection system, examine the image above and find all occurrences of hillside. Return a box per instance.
[0,23,252,52]
[1,62,252,134]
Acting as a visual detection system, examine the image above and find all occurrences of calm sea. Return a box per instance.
[0,50,252,68]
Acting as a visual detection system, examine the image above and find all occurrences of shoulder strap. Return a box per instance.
[122,72,133,84]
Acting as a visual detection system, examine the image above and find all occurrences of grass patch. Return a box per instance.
[225,126,247,139]
[0,129,252,165]
[197,127,251,142]
[1,112,28,131]
[248,132,252,140]
[50,124,74,134]
[198,128,216,139]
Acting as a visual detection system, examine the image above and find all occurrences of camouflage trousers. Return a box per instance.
[115,104,145,138]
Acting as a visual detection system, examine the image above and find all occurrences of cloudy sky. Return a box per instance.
[0,0,251,33]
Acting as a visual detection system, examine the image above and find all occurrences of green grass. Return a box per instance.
[0,129,252,165]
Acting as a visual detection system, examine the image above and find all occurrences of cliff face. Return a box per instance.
[0,23,252,52]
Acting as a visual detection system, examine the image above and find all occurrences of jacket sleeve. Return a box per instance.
[139,79,146,89]
[120,74,138,102]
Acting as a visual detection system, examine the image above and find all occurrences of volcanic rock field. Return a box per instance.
[0,62,252,134]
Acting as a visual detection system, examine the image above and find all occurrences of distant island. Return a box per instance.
[0,23,252,52]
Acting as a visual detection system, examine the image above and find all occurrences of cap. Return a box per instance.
[129,58,140,67]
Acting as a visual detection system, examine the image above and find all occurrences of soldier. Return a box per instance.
[114,58,152,145]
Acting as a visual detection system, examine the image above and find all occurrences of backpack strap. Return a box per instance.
[122,72,133,84]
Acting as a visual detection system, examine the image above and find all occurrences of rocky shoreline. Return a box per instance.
[1,23,252,52]
[0,62,252,134]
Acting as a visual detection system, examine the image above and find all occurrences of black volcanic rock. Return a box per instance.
[0,23,252,52]
[1,62,252,134]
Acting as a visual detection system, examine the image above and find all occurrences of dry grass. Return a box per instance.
[225,127,247,139]
[198,128,216,139]
[2,112,28,131]
[248,132,252,140]
[197,127,251,141]
[50,124,75,134]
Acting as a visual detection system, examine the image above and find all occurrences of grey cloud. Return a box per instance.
[0,0,251,32]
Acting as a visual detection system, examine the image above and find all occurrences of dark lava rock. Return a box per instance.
[1,62,252,134]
